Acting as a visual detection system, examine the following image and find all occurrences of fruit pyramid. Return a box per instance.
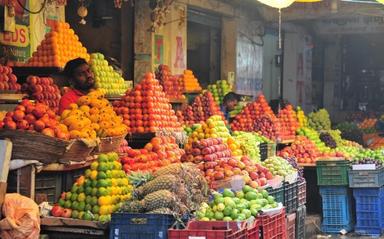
[179,91,225,125]
[24,21,90,67]
[184,115,242,157]
[181,69,202,92]
[277,104,299,139]
[0,65,21,91]
[53,152,133,222]
[207,80,232,104]
[155,64,184,100]
[60,90,127,140]
[296,106,308,128]
[90,53,128,96]
[22,76,61,113]
[113,73,182,133]
[308,109,331,131]
[230,94,275,132]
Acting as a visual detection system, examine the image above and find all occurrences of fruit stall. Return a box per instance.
[2,20,384,239]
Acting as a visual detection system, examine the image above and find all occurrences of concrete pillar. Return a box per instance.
[221,17,237,81]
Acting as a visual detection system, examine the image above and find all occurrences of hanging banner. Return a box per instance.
[0,0,64,63]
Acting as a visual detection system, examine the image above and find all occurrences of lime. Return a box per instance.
[78,201,86,211]
[70,193,78,202]
[85,169,92,178]
[242,209,252,219]
[58,199,65,207]
[90,161,99,170]
[98,154,109,162]
[77,186,85,194]
[245,192,257,201]
[223,216,232,221]
[91,196,98,206]
[85,187,93,195]
[65,192,72,200]
[91,188,98,196]
[97,171,107,179]
[71,185,79,194]
[235,191,244,199]
[92,205,100,214]
[78,211,85,220]
[93,214,99,221]
[106,170,113,178]
[205,210,214,219]
[78,193,86,202]
[85,196,93,204]
[91,180,98,187]
[83,212,93,221]
[242,185,253,194]
[98,187,108,197]
[71,210,79,219]
[72,201,79,210]
[97,179,108,188]
[108,152,118,162]
[64,200,72,209]
[214,211,224,220]
[223,207,233,217]
[84,179,92,188]
[222,189,234,198]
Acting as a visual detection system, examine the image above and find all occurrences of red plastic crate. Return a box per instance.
[298,180,306,206]
[258,208,287,239]
[168,220,248,239]
[248,219,260,239]
[286,212,296,239]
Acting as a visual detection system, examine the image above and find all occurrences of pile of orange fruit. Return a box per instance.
[181,70,202,92]
[24,21,90,68]
[60,90,127,140]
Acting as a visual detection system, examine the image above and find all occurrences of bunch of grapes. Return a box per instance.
[308,109,331,131]
[320,132,337,149]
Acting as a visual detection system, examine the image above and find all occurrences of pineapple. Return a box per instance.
[143,190,178,211]
[134,174,180,198]
[153,163,184,177]
[128,171,154,187]
[148,207,175,215]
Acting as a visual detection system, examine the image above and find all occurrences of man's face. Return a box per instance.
[226,99,238,111]
[73,63,95,91]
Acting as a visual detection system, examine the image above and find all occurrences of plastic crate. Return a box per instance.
[110,213,175,239]
[348,168,384,188]
[260,143,268,161]
[266,185,284,204]
[248,219,260,239]
[258,208,287,239]
[297,180,306,207]
[295,205,306,239]
[168,220,248,239]
[353,188,384,237]
[319,186,354,227]
[284,182,298,214]
[286,213,296,239]
[316,160,350,186]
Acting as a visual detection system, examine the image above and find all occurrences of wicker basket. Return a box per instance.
[59,139,97,163]
[95,134,127,154]
[0,129,69,164]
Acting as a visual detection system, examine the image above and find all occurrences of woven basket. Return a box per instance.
[95,134,127,154]
[0,129,69,164]
[59,139,97,163]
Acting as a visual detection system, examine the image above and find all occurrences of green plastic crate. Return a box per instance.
[316,160,350,186]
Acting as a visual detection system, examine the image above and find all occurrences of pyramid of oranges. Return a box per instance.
[60,90,127,140]
[181,69,202,92]
[24,21,90,67]
[113,73,182,133]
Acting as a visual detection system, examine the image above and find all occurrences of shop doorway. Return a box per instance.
[187,8,221,87]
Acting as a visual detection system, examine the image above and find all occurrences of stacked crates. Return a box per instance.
[349,167,384,237]
[317,159,354,234]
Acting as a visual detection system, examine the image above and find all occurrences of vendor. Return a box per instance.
[221,92,240,121]
[59,58,95,114]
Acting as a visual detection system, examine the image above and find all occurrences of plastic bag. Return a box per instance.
[0,193,40,239]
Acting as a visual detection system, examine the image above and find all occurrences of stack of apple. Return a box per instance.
[0,99,70,140]
[297,127,330,153]
[181,69,202,92]
[155,64,184,100]
[253,115,289,141]
[180,92,225,125]
[0,65,21,91]
[182,138,272,188]
[278,105,299,139]
[90,53,127,96]
[278,136,322,164]
[22,76,61,113]
[207,80,232,104]
[113,73,182,133]
[230,94,275,131]
[119,136,184,173]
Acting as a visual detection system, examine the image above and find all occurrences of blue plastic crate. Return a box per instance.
[110,213,175,239]
[321,222,354,234]
[348,168,384,188]
[353,188,384,236]
[319,186,353,226]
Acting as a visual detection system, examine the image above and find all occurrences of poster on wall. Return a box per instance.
[154,34,164,65]
[236,34,263,96]
[0,0,30,63]
[0,0,65,63]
